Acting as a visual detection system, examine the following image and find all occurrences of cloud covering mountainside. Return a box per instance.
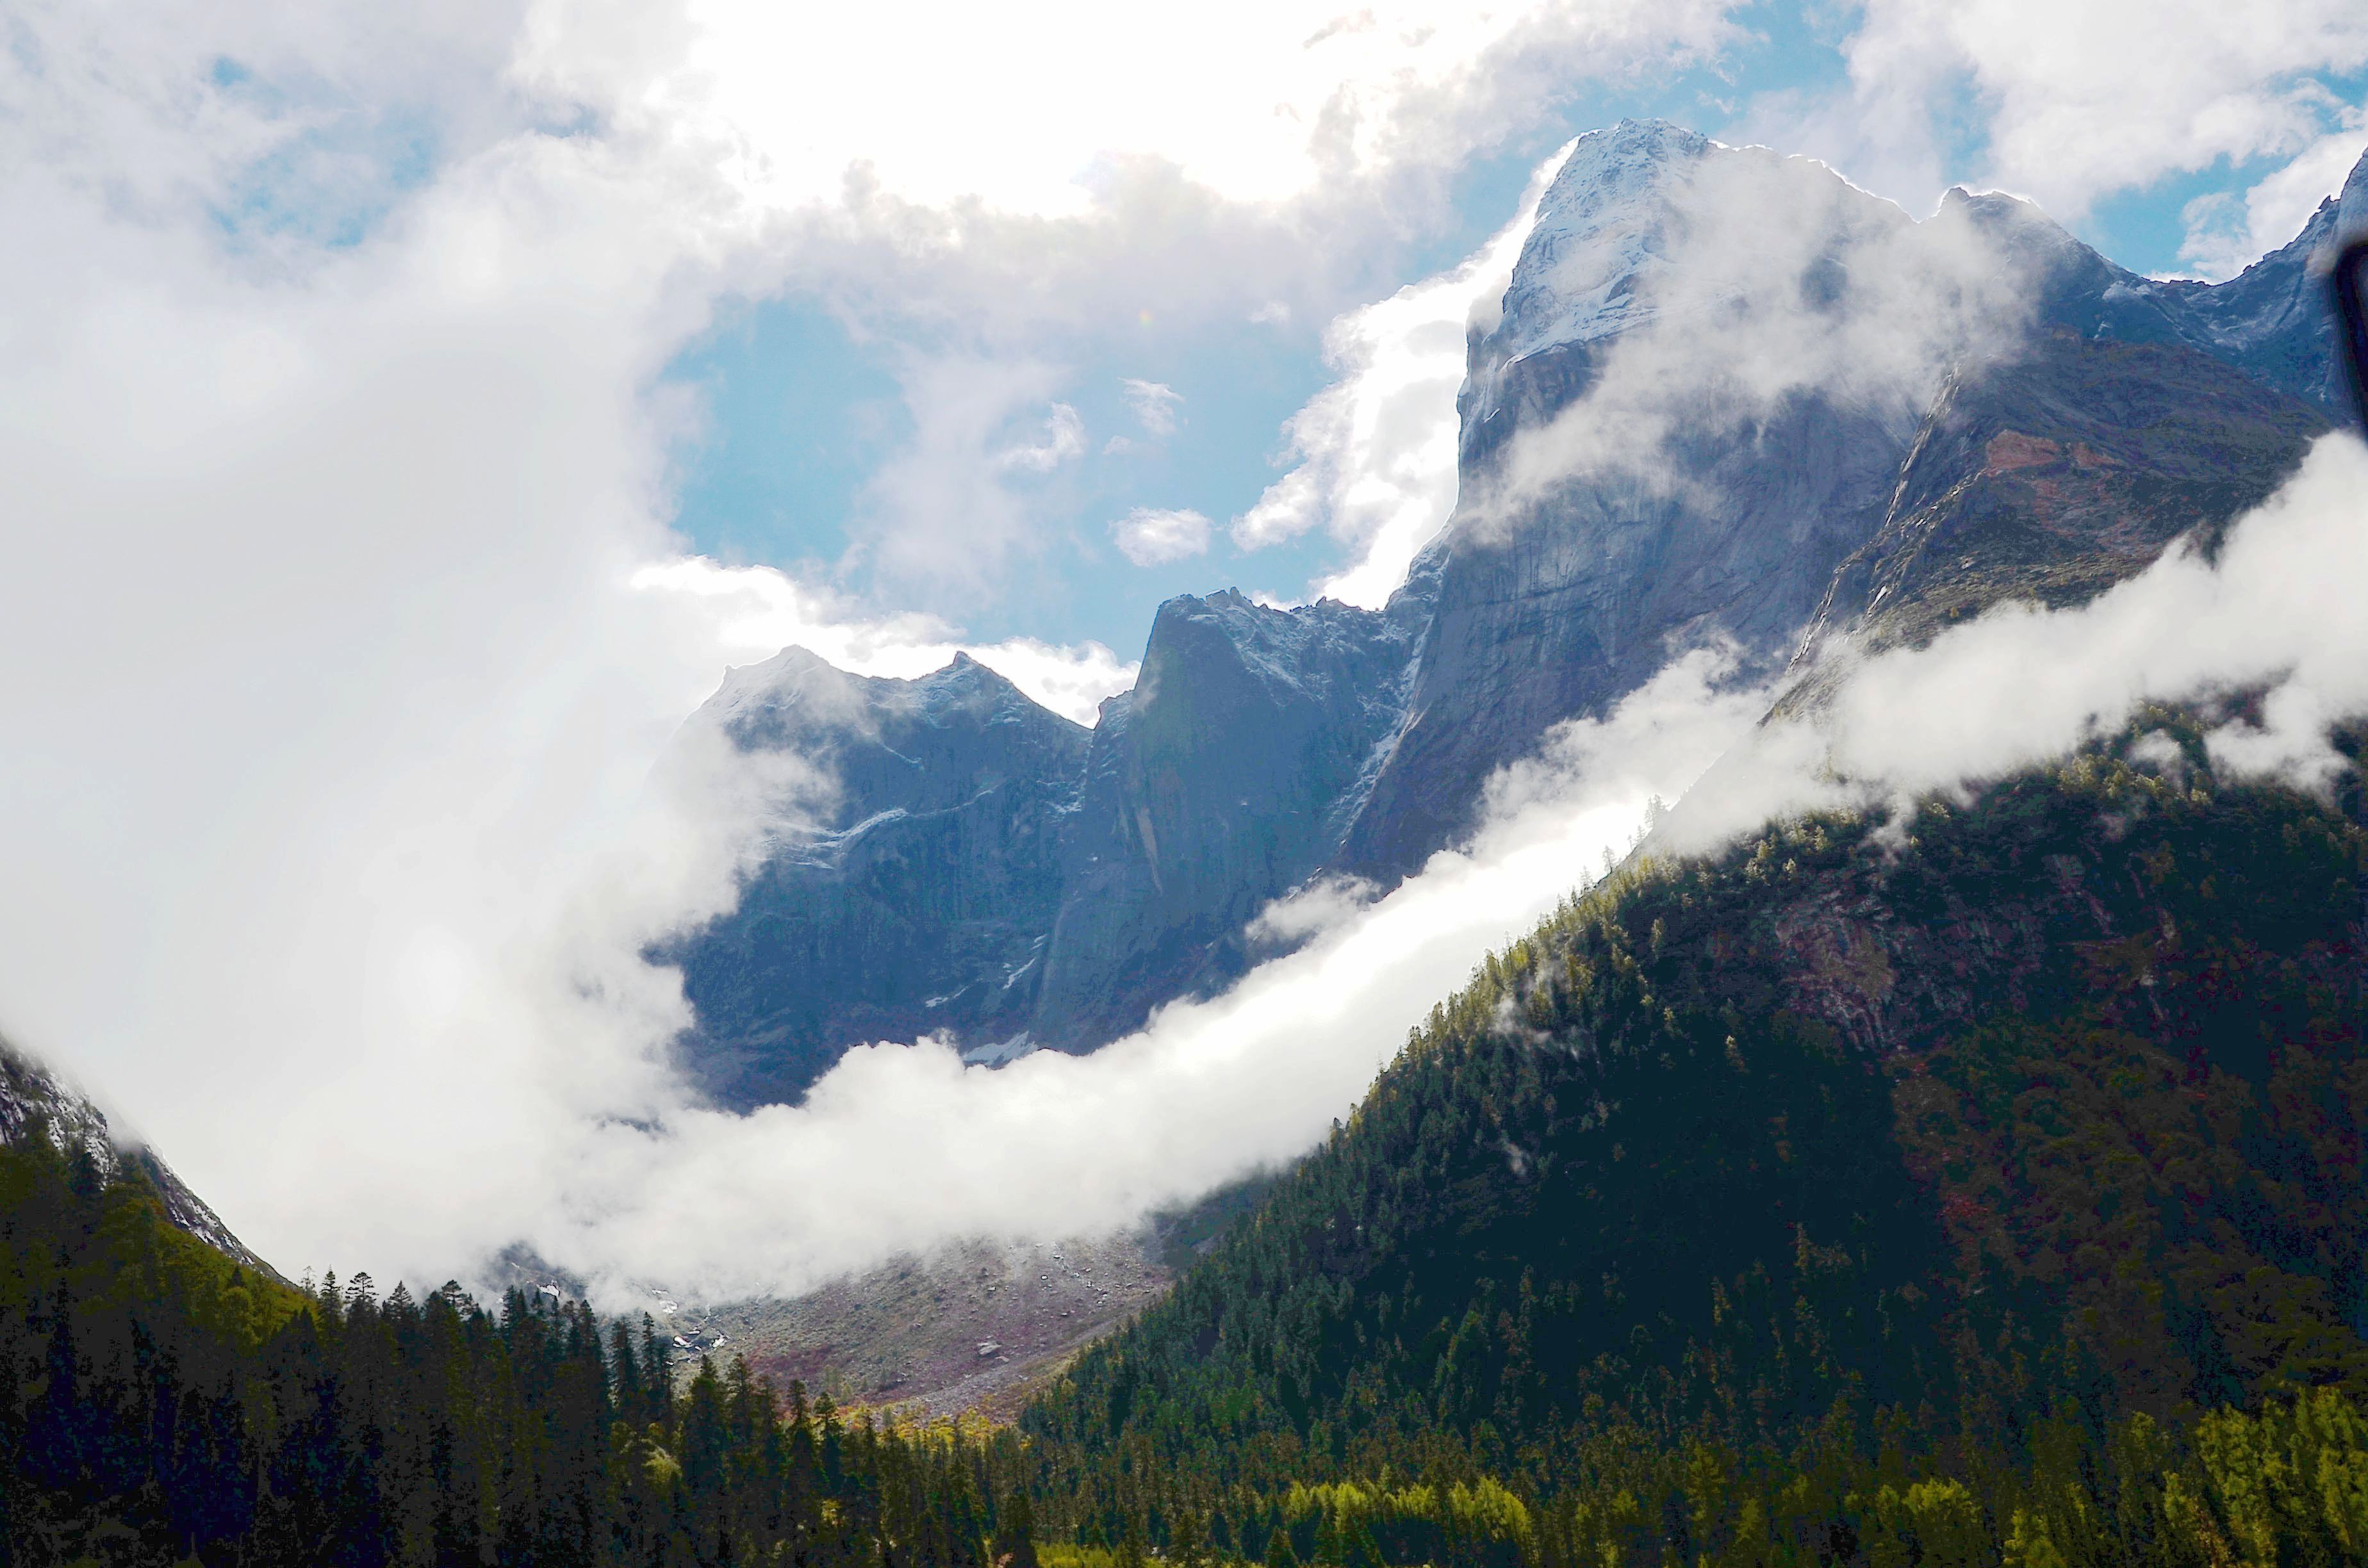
[1,0,2365,1305]
[661,124,2351,1113]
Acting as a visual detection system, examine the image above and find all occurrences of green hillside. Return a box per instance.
[1014,715,2368,1567]
[0,1125,1044,1567]
[5,715,2365,1568]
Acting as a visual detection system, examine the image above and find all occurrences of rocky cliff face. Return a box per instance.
[668,120,2358,1113]
[1333,122,2342,877]
[1791,328,2329,675]
[666,649,1090,1108]
[0,1043,274,1275]
[670,589,1435,1109]
[1028,589,1426,1051]
[1345,130,1913,876]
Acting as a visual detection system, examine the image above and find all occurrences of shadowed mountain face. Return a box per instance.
[664,651,1090,1109]
[1027,589,1426,1053]
[1329,125,2341,879]
[669,592,1431,1109]
[667,120,2356,1115]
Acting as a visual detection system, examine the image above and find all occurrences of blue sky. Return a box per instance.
[654,4,2368,657]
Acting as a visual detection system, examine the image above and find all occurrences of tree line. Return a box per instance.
[0,1129,1042,1567]
[12,717,2368,1567]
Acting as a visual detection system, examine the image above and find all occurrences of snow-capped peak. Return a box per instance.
[1486,120,1715,364]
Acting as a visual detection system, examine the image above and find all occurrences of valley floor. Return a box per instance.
[693,1231,1175,1420]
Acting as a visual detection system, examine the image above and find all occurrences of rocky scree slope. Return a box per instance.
[702,1233,1174,1423]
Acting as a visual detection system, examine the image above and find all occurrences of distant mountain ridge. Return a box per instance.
[0,1041,274,1275]
[668,120,2362,1112]
[659,649,1089,1107]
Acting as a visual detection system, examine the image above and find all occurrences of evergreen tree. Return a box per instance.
[992,1483,1039,1568]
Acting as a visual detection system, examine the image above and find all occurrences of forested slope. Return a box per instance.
[0,1125,1046,1567]
[10,715,2366,1568]
[1016,715,2368,1565]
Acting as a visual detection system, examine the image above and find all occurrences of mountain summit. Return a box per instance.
[666,122,2346,1111]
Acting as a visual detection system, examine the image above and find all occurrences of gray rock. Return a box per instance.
[1028,587,1426,1052]
[1338,122,1925,876]
[666,120,2362,1110]
[665,649,1089,1109]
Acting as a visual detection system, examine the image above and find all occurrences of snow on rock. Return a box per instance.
[0,1042,278,1278]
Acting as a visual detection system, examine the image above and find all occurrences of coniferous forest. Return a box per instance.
[8,717,2368,1567]
[1015,719,2368,1568]
[0,1134,1044,1567]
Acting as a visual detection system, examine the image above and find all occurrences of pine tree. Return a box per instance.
[1172,1508,1210,1568]
[992,1484,1040,1568]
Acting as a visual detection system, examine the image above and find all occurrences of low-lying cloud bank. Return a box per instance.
[523,433,2368,1305]
[8,0,2365,1309]
[1660,434,2368,854]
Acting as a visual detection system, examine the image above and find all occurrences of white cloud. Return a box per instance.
[1232,139,1577,607]
[1110,505,1213,566]
[530,432,2368,1303]
[1821,0,2368,229]
[855,362,1087,595]
[524,0,1737,220]
[489,0,1750,401]
[2178,111,2368,279]
[1121,377,1183,438]
[0,147,738,1278]
[992,400,1086,473]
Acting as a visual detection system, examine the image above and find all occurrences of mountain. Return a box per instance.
[1328,126,2339,879]
[1789,326,2328,673]
[1019,720,2368,1557]
[666,121,2354,1113]
[670,592,1433,1109]
[0,1040,274,1276]
[1027,589,1426,1053]
[666,649,1090,1107]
